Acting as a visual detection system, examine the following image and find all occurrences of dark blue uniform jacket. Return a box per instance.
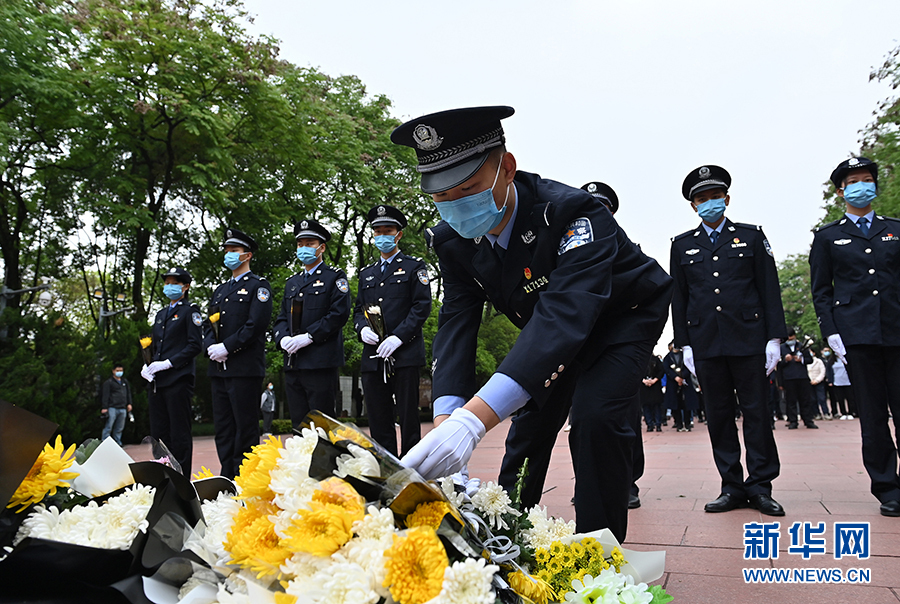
[203,272,273,377]
[151,298,202,388]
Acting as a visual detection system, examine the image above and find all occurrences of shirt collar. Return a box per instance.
[701,218,726,237]
[304,260,323,275]
[845,210,875,225]
[381,249,401,265]
[485,184,519,249]
[232,269,251,281]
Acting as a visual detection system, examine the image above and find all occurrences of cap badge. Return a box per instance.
[587,183,597,193]
[699,167,711,178]
[170,267,177,273]
[849,158,859,166]
[413,124,443,151]
[524,267,532,279]
[301,220,308,229]
[377,206,386,216]
[226,229,232,237]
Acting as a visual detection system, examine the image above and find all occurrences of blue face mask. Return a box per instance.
[296,245,320,265]
[435,156,510,239]
[224,251,245,270]
[696,197,727,223]
[163,283,184,300]
[843,181,876,208]
[115,371,123,378]
[374,234,397,254]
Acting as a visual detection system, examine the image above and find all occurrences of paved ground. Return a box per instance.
[126,416,900,603]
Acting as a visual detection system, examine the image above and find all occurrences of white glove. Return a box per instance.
[682,345,695,376]
[208,343,228,362]
[360,326,379,346]
[765,338,781,376]
[140,364,155,383]
[827,333,848,364]
[148,359,172,374]
[401,407,486,479]
[376,335,403,359]
[296,333,313,350]
[281,335,302,354]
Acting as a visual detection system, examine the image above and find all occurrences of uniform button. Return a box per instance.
[687,320,692,325]
[379,297,383,302]
[690,260,694,264]
[873,290,879,296]
[713,272,719,277]
[224,298,228,302]
[835,301,841,305]
[866,248,872,254]
[299,293,303,297]
[869,268,875,274]
[558,365,565,372]
[738,253,744,257]
[713,256,719,261]
[716,305,722,311]
[754,313,759,318]
[544,380,551,388]
[714,288,720,294]
[380,283,384,286]
[551,372,558,380]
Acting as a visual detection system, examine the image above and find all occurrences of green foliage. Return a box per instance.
[475,310,521,385]
[777,253,820,344]
[648,585,674,604]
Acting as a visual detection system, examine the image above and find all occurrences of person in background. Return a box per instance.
[830,356,854,420]
[807,347,829,420]
[261,382,276,435]
[780,328,818,429]
[640,354,665,432]
[101,364,132,446]
[141,267,203,474]
[663,341,698,432]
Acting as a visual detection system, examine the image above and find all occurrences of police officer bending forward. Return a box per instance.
[353,205,431,457]
[273,219,350,427]
[394,106,672,543]
[204,228,273,479]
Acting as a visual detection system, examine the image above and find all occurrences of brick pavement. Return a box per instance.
[125,416,900,602]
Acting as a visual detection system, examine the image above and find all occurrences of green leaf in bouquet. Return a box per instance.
[74,438,102,465]
[648,584,674,604]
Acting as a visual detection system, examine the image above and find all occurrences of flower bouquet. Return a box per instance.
[364,304,394,382]
[140,336,153,365]
[208,305,226,370]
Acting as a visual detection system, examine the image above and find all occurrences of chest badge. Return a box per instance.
[685,249,700,255]
[365,275,374,281]
[172,314,179,321]
[833,239,851,246]
[237,288,248,295]
[522,230,536,245]
[313,280,324,287]
[882,233,899,242]
[524,267,532,279]
[731,238,747,248]
[393,269,406,275]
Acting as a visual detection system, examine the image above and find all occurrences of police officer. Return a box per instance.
[394,106,673,542]
[140,267,202,474]
[670,166,786,516]
[204,228,273,478]
[353,205,431,457]
[779,327,817,429]
[273,219,350,427]
[809,157,900,517]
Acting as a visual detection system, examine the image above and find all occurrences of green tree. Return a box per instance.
[777,253,819,345]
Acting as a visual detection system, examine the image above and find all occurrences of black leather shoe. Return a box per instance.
[748,494,785,516]
[788,423,798,429]
[628,494,641,509]
[656,425,662,432]
[704,493,747,513]
[647,425,654,433]
[805,422,819,429]
[880,500,900,517]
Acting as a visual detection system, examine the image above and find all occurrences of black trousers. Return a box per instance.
[695,355,780,498]
[845,345,900,503]
[148,378,194,475]
[498,340,653,543]
[285,367,338,429]
[783,378,815,425]
[210,376,262,479]
[630,393,645,497]
[363,366,422,458]
[830,385,852,417]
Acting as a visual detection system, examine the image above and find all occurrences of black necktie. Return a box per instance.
[303,272,310,282]
[381,261,387,273]
[858,216,870,236]
[709,230,719,245]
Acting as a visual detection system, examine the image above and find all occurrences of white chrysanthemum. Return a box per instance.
[335,444,380,480]
[187,492,242,564]
[352,505,395,541]
[285,557,379,604]
[14,485,154,550]
[269,431,324,538]
[212,582,250,604]
[280,550,332,585]
[521,505,575,550]
[470,481,520,530]
[439,477,467,508]
[436,557,499,604]
[564,569,652,604]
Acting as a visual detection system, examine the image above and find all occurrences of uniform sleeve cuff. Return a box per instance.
[476,373,530,421]
[433,395,466,418]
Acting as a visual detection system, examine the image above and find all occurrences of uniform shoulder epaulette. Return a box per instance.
[879,215,900,224]
[671,230,695,242]
[732,222,761,231]
[424,221,458,250]
[813,219,842,233]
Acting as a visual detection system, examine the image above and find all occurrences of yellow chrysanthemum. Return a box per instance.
[508,570,556,604]
[610,546,626,571]
[405,500,453,530]
[7,435,78,513]
[570,541,586,559]
[329,426,373,448]
[285,502,354,556]
[191,466,215,480]
[549,540,565,556]
[535,568,554,584]
[573,567,589,582]
[383,526,448,604]
[235,435,282,501]
[209,312,220,323]
[557,546,575,568]
[583,537,604,557]
[534,547,550,564]
[225,501,291,578]
[546,557,563,575]
[140,336,153,349]
[311,477,365,524]
[273,594,297,604]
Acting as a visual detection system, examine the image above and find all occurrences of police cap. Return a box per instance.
[830,156,878,189]
[367,205,407,229]
[161,266,192,284]
[223,227,258,252]
[580,182,619,215]
[294,218,331,243]
[682,165,731,201]
[391,106,515,194]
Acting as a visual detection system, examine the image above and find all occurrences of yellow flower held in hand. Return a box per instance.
[208,312,220,323]
[140,336,152,349]
[8,435,78,513]
[383,526,448,604]
[405,500,453,530]
[235,434,282,502]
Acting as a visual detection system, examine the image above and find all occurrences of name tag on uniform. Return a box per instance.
[524,275,549,294]
[313,280,324,287]
[237,288,248,295]
[393,269,406,275]
[833,239,851,245]
[882,233,899,242]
